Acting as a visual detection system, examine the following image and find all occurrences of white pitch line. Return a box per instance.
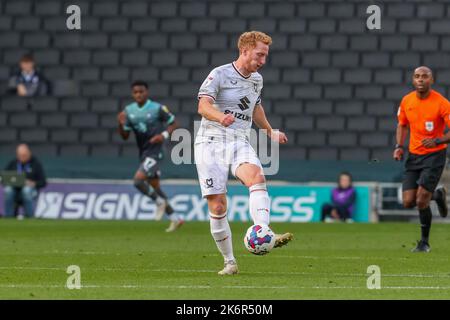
[0,266,61,270]
[30,251,450,263]
[382,286,450,290]
[1,284,450,290]
[150,269,450,279]
[0,284,210,289]
[42,251,121,256]
[198,253,450,262]
[1,266,450,279]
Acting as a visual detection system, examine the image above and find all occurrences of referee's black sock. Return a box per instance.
[419,206,432,243]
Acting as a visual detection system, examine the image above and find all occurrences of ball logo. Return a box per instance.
[246,225,273,254]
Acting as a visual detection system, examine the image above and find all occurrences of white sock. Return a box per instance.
[249,183,270,226]
[209,212,235,263]
[168,212,179,222]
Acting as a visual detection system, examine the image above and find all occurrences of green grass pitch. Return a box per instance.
[1,219,450,299]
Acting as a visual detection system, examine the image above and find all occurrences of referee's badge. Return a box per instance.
[425,121,434,132]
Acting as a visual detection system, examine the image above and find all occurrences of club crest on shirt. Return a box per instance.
[425,121,434,132]
[205,178,213,188]
[203,76,213,87]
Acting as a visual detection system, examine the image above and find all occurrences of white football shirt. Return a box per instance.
[196,62,263,140]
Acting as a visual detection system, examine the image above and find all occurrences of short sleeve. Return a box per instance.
[397,99,409,126]
[255,95,262,106]
[198,68,220,101]
[440,98,450,128]
[255,77,263,106]
[159,105,175,125]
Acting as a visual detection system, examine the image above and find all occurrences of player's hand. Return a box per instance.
[270,130,288,144]
[393,148,404,161]
[150,134,164,144]
[117,111,127,126]
[421,138,437,148]
[220,114,235,127]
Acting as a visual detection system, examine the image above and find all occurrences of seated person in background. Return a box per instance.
[7,54,49,97]
[3,144,47,218]
[321,172,356,223]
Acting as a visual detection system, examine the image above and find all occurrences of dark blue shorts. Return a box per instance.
[138,156,161,179]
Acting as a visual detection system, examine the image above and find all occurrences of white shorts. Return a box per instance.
[194,136,263,197]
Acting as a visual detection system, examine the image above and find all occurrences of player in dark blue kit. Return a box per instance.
[118,80,183,232]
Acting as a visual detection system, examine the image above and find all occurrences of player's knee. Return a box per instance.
[402,199,416,208]
[207,196,227,215]
[244,175,266,188]
[133,178,146,190]
[416,197,430,210]
[210,203,226,215]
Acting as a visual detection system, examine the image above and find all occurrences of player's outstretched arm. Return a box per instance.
[117,111,130,140]
[253,104,288,144]
[198,96,234,127]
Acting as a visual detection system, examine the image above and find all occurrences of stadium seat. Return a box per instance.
[52,80,80,97]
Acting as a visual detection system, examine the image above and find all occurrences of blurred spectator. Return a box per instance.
[7,54,50,97]
[3,144,46,218]
[321,172,356,223]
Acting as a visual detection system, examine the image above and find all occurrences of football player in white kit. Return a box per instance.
[195,31,294,275]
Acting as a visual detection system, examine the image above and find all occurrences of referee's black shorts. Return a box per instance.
[402,149,447,193]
